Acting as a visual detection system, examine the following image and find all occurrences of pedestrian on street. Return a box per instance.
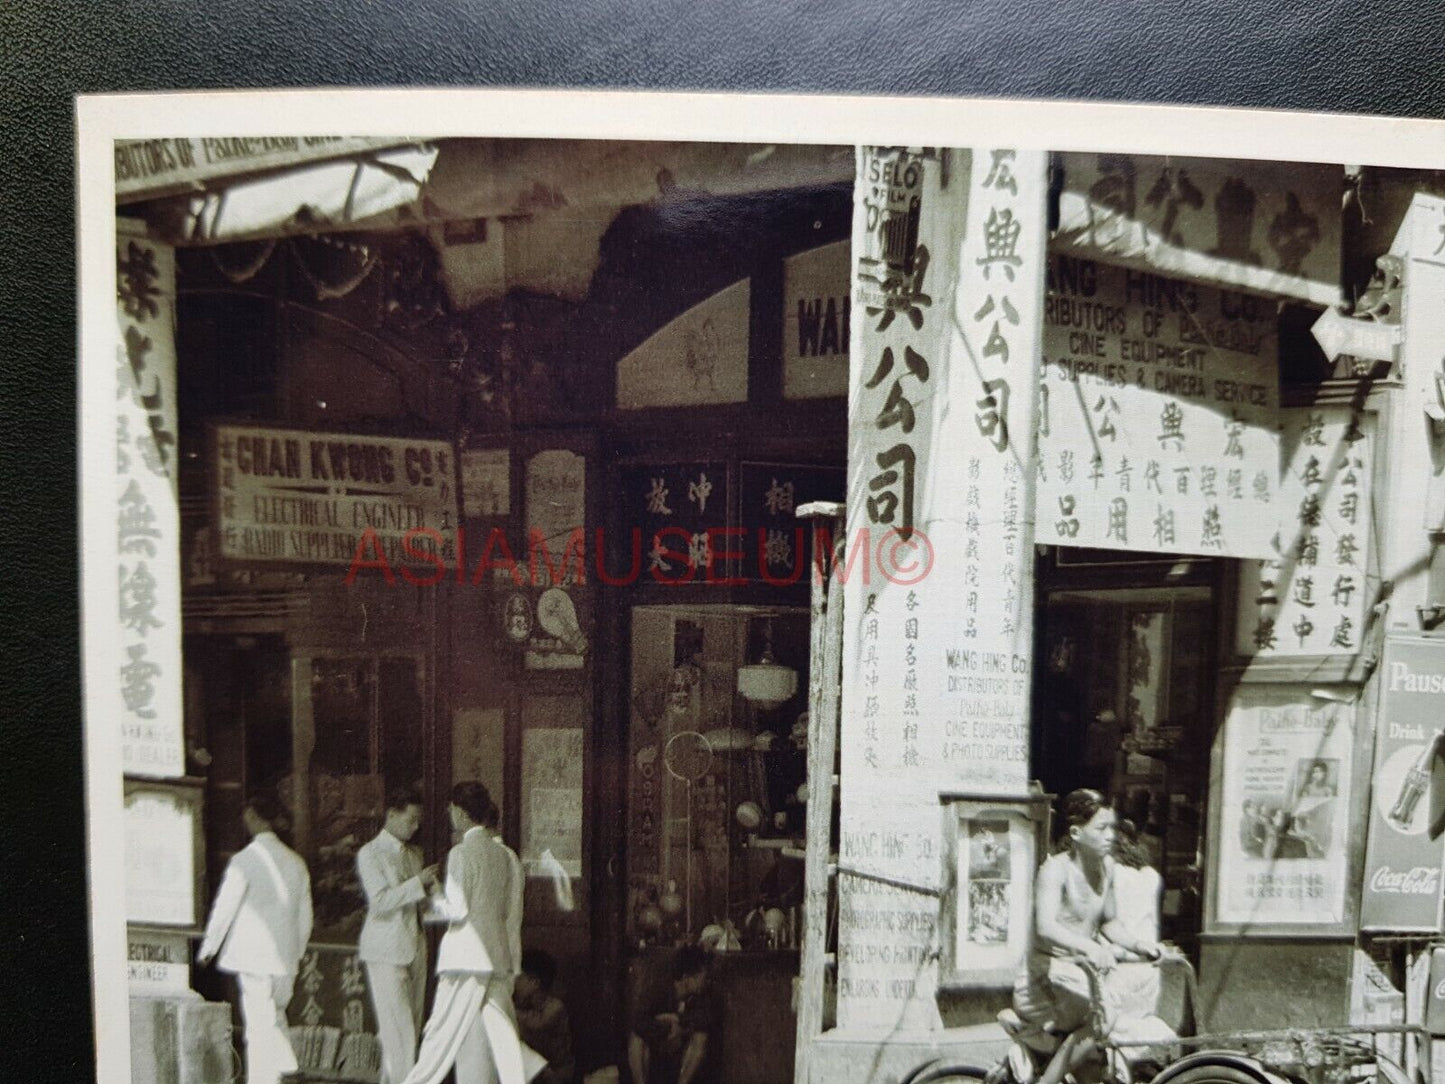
[198,790,313,1084]
[402,781,527,1084]
[357,786,441,1084]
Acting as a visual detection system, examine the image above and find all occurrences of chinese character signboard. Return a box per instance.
[1214,685,1356,930]
[116,231,184,778]
[1055,154,1342,307]
[621,464,728,582]
[1360,638,1445,931]
[737,463,845,584]
[838,147,1046,1028]
[1037,256,1280,558]
[212,425,460,569]
[1236,408,1375,656]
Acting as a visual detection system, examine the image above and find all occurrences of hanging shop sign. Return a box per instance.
[127,930,193,995]
[116,229,185,778]
[1236,407,1375,656]
[1214,685,1357,931]
[1055,154,1342,307]
[782,240,852,400]
[620,463,729,582]
[114,136,421,202]
[1036,256,1280,558]
[1360,637,1445,931]
[211,424,459,570]
[737,462,846,585]
[838,146,1047,1029]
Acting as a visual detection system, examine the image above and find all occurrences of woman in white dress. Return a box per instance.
[1109,819,1164,1019]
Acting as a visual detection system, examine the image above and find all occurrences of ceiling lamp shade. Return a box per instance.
[737,637,797,710]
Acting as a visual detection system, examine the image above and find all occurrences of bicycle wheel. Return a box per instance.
[1154,1061,1279,1084]
[899,1061,995,1084]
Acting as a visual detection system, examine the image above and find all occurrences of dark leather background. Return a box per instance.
[1,1,1441,1079]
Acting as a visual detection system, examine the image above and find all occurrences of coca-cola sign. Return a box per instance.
[1368,865,1441,895]
[1361,637,1445,931]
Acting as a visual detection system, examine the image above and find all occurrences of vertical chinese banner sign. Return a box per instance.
[839,148,1046,1029]
[116,227,184,778]
[1235,408,1375,657]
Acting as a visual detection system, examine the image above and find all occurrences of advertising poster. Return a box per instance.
[1360,637,1445,931]
[522,727,585,878]
[1216,685,1355,928]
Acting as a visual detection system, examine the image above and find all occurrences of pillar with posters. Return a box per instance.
[837,147,1047,1030]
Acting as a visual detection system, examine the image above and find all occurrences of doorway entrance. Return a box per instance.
[1034,585,1214,948]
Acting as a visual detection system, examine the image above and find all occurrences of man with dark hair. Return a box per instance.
[358,786,440,1084]
[628,945,718,1084]
[198,790,313,1084]
[402,781,527,1084]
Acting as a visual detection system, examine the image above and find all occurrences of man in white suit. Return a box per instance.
[402,781,526,1084]
[357,787,440,1084]
[198,791,313,1084]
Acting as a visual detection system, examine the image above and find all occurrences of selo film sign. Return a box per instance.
[1360,636,1445,931]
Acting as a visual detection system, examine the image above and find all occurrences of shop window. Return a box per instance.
[294,653,428,945]
[626,606,810,950]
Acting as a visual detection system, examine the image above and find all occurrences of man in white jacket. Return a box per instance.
[357,787,440,1084]
[402,781,526,1084]
[198,791,313,1084]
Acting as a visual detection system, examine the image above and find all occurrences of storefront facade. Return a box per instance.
[111,138,1445,1084]
[800,149,1445,1082]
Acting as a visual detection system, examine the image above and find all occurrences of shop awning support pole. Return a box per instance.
[794,501,846,1084]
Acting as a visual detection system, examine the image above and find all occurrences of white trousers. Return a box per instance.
[400,972,525,1084]
[366,957,428,1084]
[236,971,298,1084]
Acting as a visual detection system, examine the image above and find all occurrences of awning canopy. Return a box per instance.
[122,138,854,247]
[137,143,441,245]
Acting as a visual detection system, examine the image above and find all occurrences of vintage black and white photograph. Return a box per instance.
[76,90,1445,1084]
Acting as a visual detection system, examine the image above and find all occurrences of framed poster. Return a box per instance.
[938,792,1052,990]
[1208,683,1367,936]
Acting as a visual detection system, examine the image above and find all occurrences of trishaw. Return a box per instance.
[902,950,1432,1084]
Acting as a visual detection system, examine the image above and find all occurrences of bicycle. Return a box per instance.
[901,949,1432,1084]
